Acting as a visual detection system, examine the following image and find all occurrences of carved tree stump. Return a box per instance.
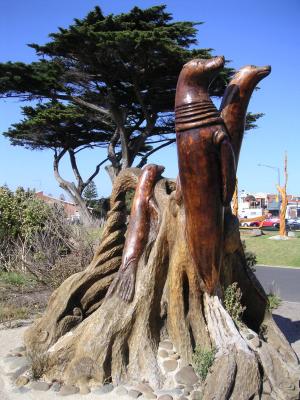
[24,58,299,399]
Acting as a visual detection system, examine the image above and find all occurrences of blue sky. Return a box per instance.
[0,0,299,199]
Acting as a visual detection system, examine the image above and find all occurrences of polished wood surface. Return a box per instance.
[175,57,236,294]
[220,65,271,166]
[107,163,164,301]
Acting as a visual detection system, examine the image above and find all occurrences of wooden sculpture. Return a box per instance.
[107,164,164,301]
[277,152,288,237]
[175,57,236,294]
[23,57,300,400]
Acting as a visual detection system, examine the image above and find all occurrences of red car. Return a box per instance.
[250,217,280,228]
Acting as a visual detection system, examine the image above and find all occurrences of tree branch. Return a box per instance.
[68,149,84,193]
[136,139,175,168]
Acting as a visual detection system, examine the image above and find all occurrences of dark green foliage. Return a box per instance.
[0,186,52,241]
[224,282,246,325]
[0,4,261,185]
[192,346,217,381]
[83,181,98,207]
[242,240,257,272]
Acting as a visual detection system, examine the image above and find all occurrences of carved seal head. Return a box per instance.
[175,56,225,107]
[230,65,271,89]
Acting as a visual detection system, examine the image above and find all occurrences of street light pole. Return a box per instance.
[257,163,280,187]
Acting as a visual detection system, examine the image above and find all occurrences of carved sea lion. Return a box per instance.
[220,64,271,165]
[175,57,236,294]
[107,163,164,302]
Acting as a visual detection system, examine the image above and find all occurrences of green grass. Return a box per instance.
[242,231,300,267]
[0,271,36,286]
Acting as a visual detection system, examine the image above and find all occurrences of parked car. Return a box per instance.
[250,217,280,229]
[286,220,300,231]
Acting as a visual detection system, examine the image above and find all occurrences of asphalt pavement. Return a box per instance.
[255,265,300,302]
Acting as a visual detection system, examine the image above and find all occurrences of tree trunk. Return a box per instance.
[24,170,299,399]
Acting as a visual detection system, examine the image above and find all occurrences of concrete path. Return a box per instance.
[255,265,300,302]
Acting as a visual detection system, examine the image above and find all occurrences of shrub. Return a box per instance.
[223,282,246,325]
[192,346,217,381]
[267,293,281,310]
[242,240,257,272]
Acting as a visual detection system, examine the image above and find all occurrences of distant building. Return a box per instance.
[237,190,300,219]
[35,191,81,221]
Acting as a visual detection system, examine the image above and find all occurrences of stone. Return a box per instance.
[128,389,143,398]
[143,393,157,399]
[191,390,202,400]
[51,382,61,392]
[15,375,29,387]
[135,382,154,393]
[158,349,169,358]
[13,346,26,353]
[11,364,30,380]
[250,336,261,348]
[93,383,114,394]
[163,359,178,372]
[160,341,173,351]
[169,354,180,360]
[178,397,188,400]
[175,365,199,385]
[8,357,29,371]
[80,385,90,394]
[156,389,182,396]
[12,386,31,394]
[30,381,50,391]
[59,384,80,396]
[157,395,173,400]
[250,229,262,237]
[115,386,128,396]
[246,333,255,340]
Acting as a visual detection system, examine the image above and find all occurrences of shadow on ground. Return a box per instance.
[273,314,300,346]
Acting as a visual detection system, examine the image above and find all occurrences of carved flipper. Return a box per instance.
[220,138,236,205]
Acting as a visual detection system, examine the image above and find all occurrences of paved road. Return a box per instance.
[255,266,300,302]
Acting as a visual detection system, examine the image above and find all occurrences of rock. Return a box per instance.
[160,341,173,350]
[15,375,29,387]
[246,333,255,340]
[8,357,29,371]
[30,381,50,391]
[79,385,90,395]
[51,382,61,392]
[13,346,26,353]
[115,386,128,396]
[156,389,182,396]
[183,385,194,395]
[175,365,199,385]
[178,397,188,400]
[94,383,114,394]
[163,359,178,372]
[250,229,262,237]
[134,383,153,393]
[59,384,80,396]
[158,349,169,358]
[250,336,261,348]
[12,386,31,394]
[128,389,143,398]
[157,395,173,400]
[11,364,30,380]
[169,354,180,360]
[191,390,202,400]
[143,393,157,399]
